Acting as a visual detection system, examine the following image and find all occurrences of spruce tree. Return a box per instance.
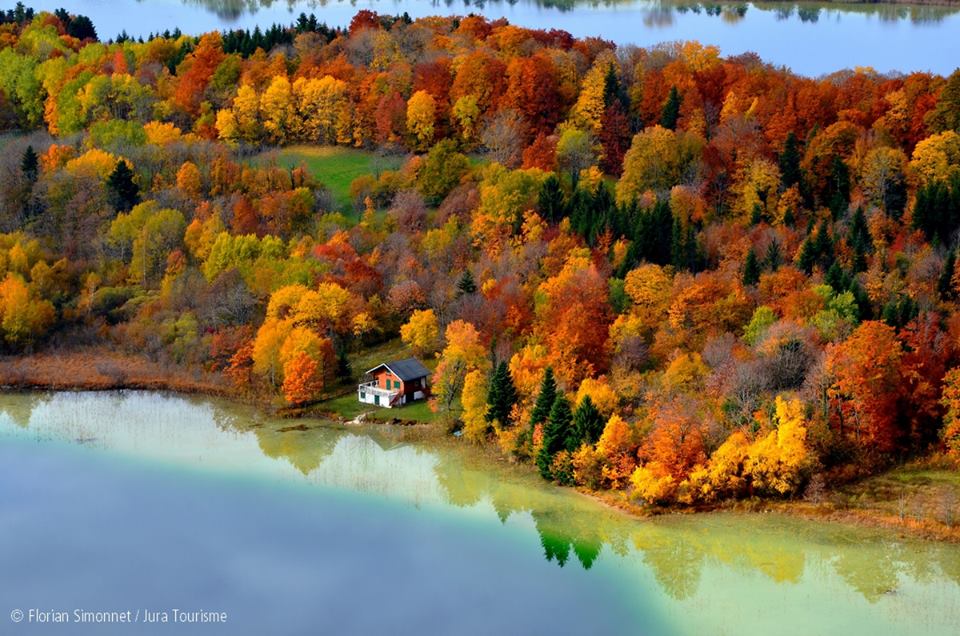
[538,175,565,224]
[536,393,572,480]
[486,360,518,427]
[20,145,38,184]
[940,251,956,300]
[765,238,782,271]
[778,132,802,189]
[529,367,557,429]
[743,248,761,286]
[660,86,681,131]
[106,160,139,212]
[456,270,477,297]
[827,154,850,219]
[797,238,816,274]
[570,396,604,449]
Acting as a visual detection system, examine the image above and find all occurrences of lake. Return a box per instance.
[17,0,960,76]
[0,390,958,635]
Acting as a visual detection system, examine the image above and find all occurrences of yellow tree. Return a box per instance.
[400,308,440,355]
[744,396,813,496]
[431,320,489,412]
[940,369,960,462]
[616,126,704,204]
[0,273,54,346]
[406,90,437,151]
[260,75,295,144]
[910,130,960,188]
[461,369,491,443]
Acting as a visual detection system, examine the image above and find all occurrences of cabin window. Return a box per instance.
[394,380,401,389]
[360,392,366,399]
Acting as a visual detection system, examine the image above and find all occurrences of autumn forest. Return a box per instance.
[2,2,960,513]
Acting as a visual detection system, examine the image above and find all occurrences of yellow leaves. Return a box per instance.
[0,273,55,346]
[296,282,354,332]
[293,75,351,144]
[144,121,182,145]
[733,157,780,219]
[260,75,294,144]
[406,90,437,150]
[624,263,672,312]
[461,369,490,443]
[431,319,489,412]
[860,146,907,208]
[743,396,812,496]
[661,352,708,394]
[910,131,960,188]
[630,461,677,504]
[571,51,616,134]
[400,308,440,356]
[64,148,122,180]
[575,377,618,417]
[265,284,309,320]
[940,369,960,462]
[452,95,480,142]
[176,161,202,198]
[616,125,705,204]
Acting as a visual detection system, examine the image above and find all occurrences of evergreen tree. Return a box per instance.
[106,160,139,212]
[765,238,782,271]
[456,270,477,297]
[743,248,761,286]
[749,202,763,226]
[797,238,816,274]
[538,175,565,224]
[536,393,572,480]
[660,86,681,131]
[827,154,850,219]
[570,396,604,449]
[486,360,518,427]
[940,250,956,300]
[530,367,557,429]
[778,132,802,189]
[20,145,38,184]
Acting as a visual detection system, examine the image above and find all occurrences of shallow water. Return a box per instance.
[21,0,960,76]
[0,390,958,635]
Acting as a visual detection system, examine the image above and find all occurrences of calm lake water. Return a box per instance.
[19,0,960,76]
[0,390,958,635]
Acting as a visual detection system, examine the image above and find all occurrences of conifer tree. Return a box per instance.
[538,175,565,224]
[486,360,518,427]
[20,145,38,184]
[456,270,477,297]
[660,86,681,130]
[106,160,139,212]
[779,132,802,189]
[765,238,782,271]
[570,395,604,449]
[537,393,572,480]
[743,248,761,286]
[940,251,956,300]
[530,367,557,429]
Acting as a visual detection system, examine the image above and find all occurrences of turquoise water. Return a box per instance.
[19,0,960,76]
[0,391,958,635]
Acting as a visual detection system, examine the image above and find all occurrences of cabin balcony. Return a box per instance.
[358,381,400,408]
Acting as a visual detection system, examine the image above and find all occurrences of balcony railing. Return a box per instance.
[358,381,399,398]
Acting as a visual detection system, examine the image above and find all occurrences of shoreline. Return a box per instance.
[1,350,958,543]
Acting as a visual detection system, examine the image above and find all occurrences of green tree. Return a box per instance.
[570,395,604,448]
[538,175,566,224]
[106,160,139,212]
[940,250,956,300]
[765,239,782,271]
[660,86,681,131]
[537,393,572,480]
[416,139,470,205]
[456,270,477,297]
[743,248,761,286]
[486,360,518,427]
[20,145,38,184]
[779,132,802,189]
[529,366,557,430]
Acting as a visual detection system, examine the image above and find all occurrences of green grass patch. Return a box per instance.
[268,145,405,210]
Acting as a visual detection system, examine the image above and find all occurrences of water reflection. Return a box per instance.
[1,390,959,630]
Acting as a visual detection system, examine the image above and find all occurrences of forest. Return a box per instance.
[2,3,960,508]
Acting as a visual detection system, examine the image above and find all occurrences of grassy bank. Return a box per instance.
[264,145,406,210]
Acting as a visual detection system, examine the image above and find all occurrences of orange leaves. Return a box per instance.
[826,320,904,453]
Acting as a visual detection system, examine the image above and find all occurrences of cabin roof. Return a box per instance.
[365,357,430,381]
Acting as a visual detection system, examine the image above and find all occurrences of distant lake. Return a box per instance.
[1,391,959,635]
[17,0,960,76]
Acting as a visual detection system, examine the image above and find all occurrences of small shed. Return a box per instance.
[358,357,431,408]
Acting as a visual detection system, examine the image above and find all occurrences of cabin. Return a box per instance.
[358,357,431,408]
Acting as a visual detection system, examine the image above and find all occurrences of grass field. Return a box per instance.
[269,145,405,210]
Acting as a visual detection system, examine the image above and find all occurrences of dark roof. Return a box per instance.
[366,357,430,381]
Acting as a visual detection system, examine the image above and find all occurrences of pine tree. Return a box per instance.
[536,393,572,480]
[486,360,518,427]
[660,86,681,131]
[828,154,850,219]
[530,367,557,429]
[778,132,802,189]
[743,248,761,286]
[456,270,477,297]
[20,145,38,184]
[570,396,604,449]
[765,239,782,271]
[797,238,816,274]
[106,160,139,212]
[940,250,956,300]
[538,175,565,224]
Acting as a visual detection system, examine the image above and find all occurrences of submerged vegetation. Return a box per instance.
[1,4,960,514]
